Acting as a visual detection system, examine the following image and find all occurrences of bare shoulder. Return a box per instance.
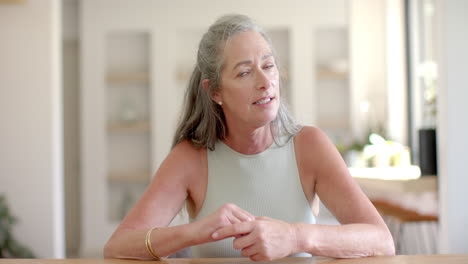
[116,140,207,229]
[170,140,206,164]
[294,126,345,177]
[294,126,334,156]
[293,126,334,198]
[166,140,207,216]
[163,140,207,182]
[295,126,328,143]
[148,140,207,196]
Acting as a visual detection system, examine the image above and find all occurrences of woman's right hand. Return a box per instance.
[191,203,255,245]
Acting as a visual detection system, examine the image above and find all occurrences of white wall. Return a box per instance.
[437,0,468,254]
[350,0,387,141]
[350,0,408,145]
[385,0,407,145]
[0,0,64,258]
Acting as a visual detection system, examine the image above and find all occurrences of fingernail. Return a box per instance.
[212,232,219,239]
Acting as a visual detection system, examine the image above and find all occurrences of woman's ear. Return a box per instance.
[202,79,210,91]
[202,78,222,104]
[211,91,222,105]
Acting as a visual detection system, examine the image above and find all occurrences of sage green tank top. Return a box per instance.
[190,136,315,257]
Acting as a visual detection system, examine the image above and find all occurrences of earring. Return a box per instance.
[218,101,223,106]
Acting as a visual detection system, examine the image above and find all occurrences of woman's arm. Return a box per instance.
[103,141,200,259]
[293,126,395,257]
[104,141,254,259]
[105,204,254,260]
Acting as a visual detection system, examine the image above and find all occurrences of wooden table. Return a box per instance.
[1,256,468,264]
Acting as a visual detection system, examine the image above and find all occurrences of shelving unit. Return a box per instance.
[105,31,152,222]
[106,71,150,85]
[107,121,151,133]
[316,68,348,80]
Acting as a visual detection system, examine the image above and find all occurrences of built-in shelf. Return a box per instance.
[108,171,150,183]
[106,71,150,84]
[316,68,348,80]
[107,121,150,132]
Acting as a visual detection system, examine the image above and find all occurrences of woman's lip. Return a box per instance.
[253,96,275,106]
[253,96,275,105]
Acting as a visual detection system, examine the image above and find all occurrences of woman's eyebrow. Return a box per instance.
[232,60,252,71]
[231,54,273,71]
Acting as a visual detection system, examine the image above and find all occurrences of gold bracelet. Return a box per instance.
[145,227,162,260]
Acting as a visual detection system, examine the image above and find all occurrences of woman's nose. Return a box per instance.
[256,69,271,90]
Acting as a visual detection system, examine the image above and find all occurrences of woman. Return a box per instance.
[104,14,395,261]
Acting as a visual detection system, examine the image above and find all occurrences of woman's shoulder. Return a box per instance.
[170,139,207,165]
[294,125,329,146]
[172,139,206,153]
[159,140,207,180]
[170,140,208,215]
[293,126,342,184]
[294,126,339,163]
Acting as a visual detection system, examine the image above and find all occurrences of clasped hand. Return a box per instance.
[195,203,298,261]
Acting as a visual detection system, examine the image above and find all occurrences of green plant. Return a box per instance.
[0,194,35,258]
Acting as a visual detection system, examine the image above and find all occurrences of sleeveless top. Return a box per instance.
[189,136,315,257]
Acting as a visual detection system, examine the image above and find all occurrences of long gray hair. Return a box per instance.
[172,14,301,150]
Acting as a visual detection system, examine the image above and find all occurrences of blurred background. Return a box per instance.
[1,0,467,259]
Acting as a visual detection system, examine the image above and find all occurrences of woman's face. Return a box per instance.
[214,30,280,129]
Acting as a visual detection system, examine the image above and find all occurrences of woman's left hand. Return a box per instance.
[211,216,299,261]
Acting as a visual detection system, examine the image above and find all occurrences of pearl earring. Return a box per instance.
[218,101,223,106]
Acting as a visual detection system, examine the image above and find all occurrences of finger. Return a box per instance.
[212,221,254,240]
[250,253,265,262]
[240,244,258,258]
[232,209,255,222]
[233,233,255,250]
[226,213,243,225]
[221,204,254,223]
[228,204,255,222]
[255,216,272,221]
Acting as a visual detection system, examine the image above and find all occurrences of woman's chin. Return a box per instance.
[252,113,278,128]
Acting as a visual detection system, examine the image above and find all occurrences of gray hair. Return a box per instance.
[172,14,301,150]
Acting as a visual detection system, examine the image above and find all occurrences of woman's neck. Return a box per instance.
[222,124,273,155]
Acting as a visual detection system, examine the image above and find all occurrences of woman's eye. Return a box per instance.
[239,71,250,77]
[264,64,275,70]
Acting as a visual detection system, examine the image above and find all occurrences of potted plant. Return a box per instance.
[0,194,35,258]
